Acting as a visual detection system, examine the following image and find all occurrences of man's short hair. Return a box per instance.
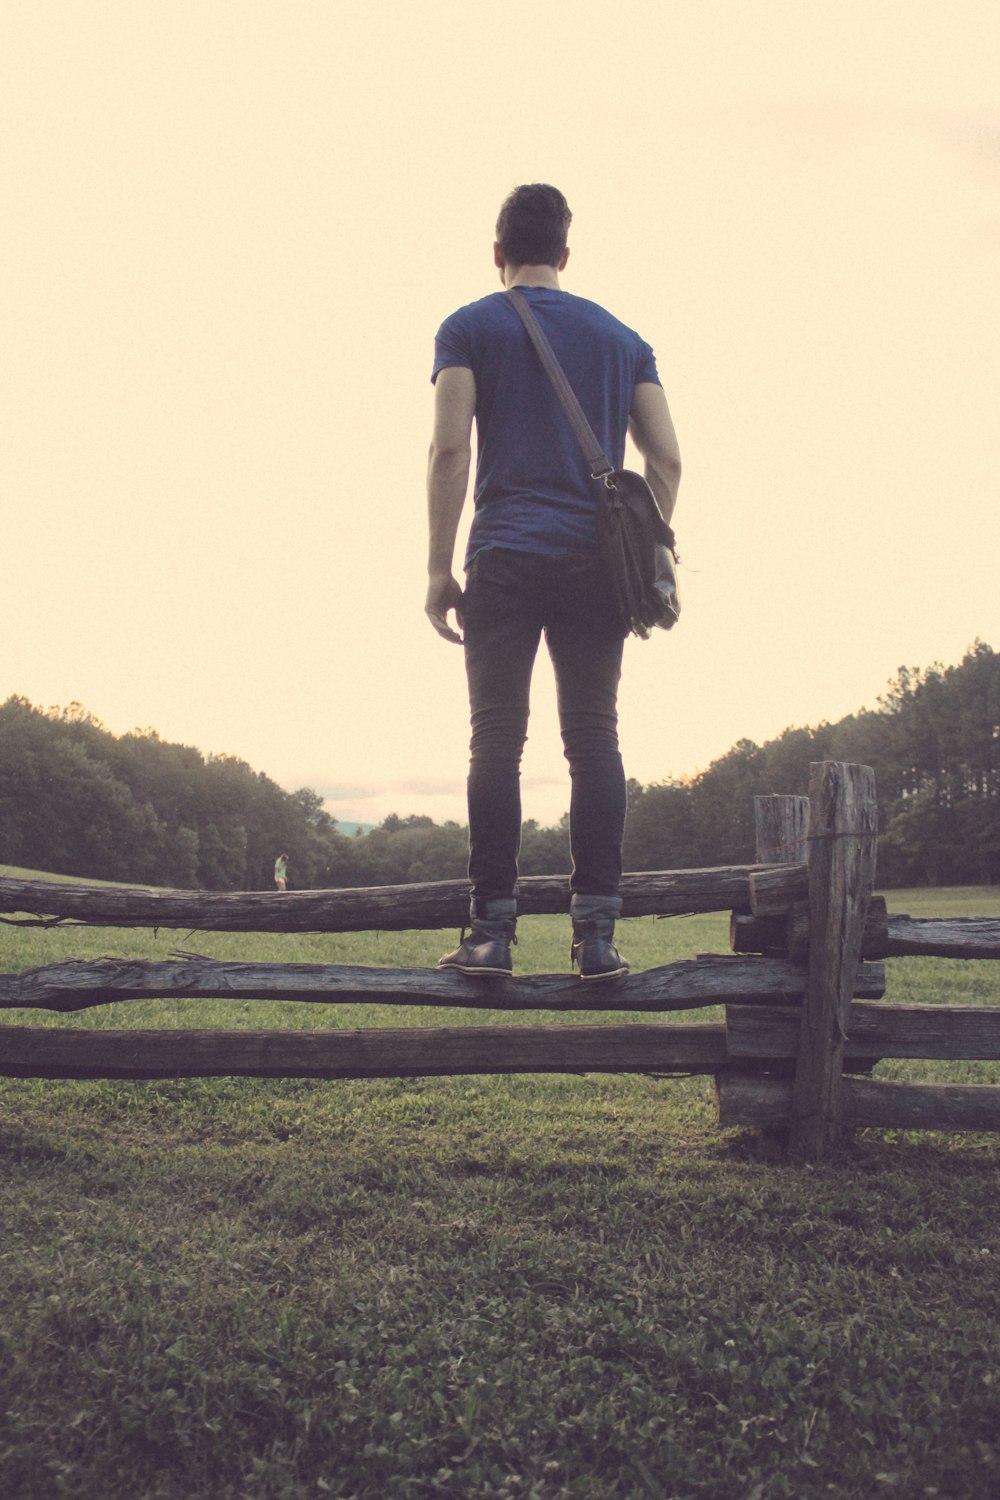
[495,184,572,268]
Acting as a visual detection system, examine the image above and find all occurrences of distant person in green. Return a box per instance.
[274,854,288,892]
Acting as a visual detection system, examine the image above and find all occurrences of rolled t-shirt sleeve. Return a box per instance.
[636,339,661,387]
[431,311,473,384]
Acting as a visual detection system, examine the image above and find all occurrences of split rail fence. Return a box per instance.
[2,760,999,1162]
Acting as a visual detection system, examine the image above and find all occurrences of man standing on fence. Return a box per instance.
[425,183,681,980]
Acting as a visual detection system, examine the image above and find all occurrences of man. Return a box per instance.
[425,184,681,980]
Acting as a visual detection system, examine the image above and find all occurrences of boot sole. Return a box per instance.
[578,966,630,982]
[436,962,513,978]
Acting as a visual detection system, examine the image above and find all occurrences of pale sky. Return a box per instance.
[4,1,999,828]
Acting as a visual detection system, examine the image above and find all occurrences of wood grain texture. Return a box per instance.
[0,1022,728,1080]
[753,795,809,865]
[0,954,887,1014]
[726,1001,1000,1061]
[790,762,879,1161]
[746,864,811,916]
[717,1072,1000,1134]
[884,915,1000,960]
[731,897,889,961]
[0,867,809,933]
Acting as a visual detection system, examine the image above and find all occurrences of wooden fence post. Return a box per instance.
[728,797,809,957]
[789,762,878,1162]
[754,794,809,866]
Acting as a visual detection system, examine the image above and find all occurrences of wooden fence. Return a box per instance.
[2,760,999,1162]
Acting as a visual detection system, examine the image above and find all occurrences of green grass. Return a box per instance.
[1,871,999,1498]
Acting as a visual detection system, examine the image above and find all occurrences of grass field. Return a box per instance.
[1,870,999,1498]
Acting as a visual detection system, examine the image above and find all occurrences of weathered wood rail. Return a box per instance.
[1,761,999,1161]
[732,904,1000,961]
[0,865,807,930]
[0,954,886,1013]
[0,1023,731,1081]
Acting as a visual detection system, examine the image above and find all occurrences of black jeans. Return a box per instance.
[462,547,627,903]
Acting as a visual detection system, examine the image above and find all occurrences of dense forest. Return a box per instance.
[1,642,998,890]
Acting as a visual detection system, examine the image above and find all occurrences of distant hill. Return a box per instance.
[335,822,375,837]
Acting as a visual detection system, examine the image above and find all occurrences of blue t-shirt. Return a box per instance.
[432,287,660,565]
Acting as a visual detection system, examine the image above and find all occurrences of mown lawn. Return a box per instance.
[1,871,999,1499]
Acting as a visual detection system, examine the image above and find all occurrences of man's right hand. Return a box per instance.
[425,571,465,644]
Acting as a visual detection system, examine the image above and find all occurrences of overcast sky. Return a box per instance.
[4,1,998,827]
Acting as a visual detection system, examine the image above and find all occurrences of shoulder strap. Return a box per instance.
[505,288,615,481]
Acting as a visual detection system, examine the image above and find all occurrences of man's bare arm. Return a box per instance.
[628,382,681,526]
[425,366,477,643]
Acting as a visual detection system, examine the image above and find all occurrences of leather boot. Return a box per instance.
[570,894,629,981]
[437,897,516,978]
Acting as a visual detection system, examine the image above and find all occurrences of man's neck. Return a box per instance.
[504,264,561,290]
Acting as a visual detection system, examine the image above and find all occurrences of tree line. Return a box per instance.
[1,641,998,890]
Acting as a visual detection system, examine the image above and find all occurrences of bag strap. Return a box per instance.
[505,288,615,482]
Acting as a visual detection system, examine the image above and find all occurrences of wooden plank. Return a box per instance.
[0,866,810,934]
[729,904,1000,965]
[0,954,887,1014]
[861,897,890,958]
[734,904,1000,963]
[846,1077,1000,1132]
[717,1072,1000,1134]
[789,762,879,1162]
[730,910,793,956]
[716,1073,791,1128]
[0,1022,728,1080]
[746,865,810,916]
[753,795,809,864]
[885,915,1000,960]
[732,897,888,962]
[727,1001,1000,1062]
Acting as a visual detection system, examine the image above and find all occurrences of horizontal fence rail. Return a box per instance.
[717,1074,1000,1134]
[881,915,1000,960]
[0,866,808,932]
[0,955,887,1014]
[734,903,1000,962]
[0,1023,731,1081]
[5,873,989,956]
[726,1002,1000,1063]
